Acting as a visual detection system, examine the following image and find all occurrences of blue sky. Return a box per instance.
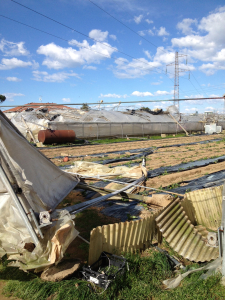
[1,0,225,113]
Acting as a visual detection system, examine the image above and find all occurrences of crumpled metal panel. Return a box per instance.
[182,186,222,231]
[156,199,219,262]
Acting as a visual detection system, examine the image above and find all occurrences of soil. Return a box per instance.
[40,134,221,161]
[41,134,225,192]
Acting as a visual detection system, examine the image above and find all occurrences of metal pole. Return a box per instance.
[0,164,39,245]
[67,175,146,214]
[221,181,225,276]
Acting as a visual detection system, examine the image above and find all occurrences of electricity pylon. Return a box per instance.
[166,52,188,112]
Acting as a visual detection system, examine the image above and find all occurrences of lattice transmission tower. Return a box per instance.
[166,52,188,112]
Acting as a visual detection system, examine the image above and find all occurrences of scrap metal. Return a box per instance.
[156,199,219,262]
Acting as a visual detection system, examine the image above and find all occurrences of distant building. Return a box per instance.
[3,102,74,113]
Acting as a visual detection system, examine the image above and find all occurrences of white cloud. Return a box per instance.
[139,40,142,45]
[138,29,154,36]
[89,29,108,42]
[83,65,97,70]
[209,94,220,97]
[199,62,225,75]
[205,106,214,110]
[6,77,22,82]
[32,70,80,82]
[109,34,117,41]
[157,27,169,36]
[185,107,198,112]
[0,58,38,70]
[99,93,129,98]
[0,39,29,56]
[138,31,146,37]
[148,29,154,36]
[134,14,143,24]
[62,98,71,102]
[146,19,153,24]
[153,47,174,64]
[3,92,24,102]
[172,6,225,75]
[151,81,162,85]
[155,90,172,96]
[131,91,153,97]
[144,50,152,59]
[37,30,117,70]
[163,37,168,42]
[113,57,161,79]
[177,18,197,35]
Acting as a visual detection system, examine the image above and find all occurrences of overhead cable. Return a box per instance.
[0,97,223,108]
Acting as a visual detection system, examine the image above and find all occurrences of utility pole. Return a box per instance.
[166,52,188,113]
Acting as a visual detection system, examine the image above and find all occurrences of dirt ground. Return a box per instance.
[40,134,220,159]
[40,134,225,190]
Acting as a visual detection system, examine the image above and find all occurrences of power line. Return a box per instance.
[87,0,166,53]
[0,14,171,78]
[1,97,224,108]
[9,0,172,77]
[6,1,217,98]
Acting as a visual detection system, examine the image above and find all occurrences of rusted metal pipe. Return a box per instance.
[38,129,76,144]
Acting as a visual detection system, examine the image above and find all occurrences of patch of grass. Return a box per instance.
[41,139,86,148]
[3,250,225,300]
[89,137,144,144]
[162,170,168,175]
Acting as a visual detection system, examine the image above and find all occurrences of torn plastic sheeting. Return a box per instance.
[156,138,221,149]
[52,138,221,160]
[168,170,225,194]
[7,210,79,272]
[163,257,222,289]
[65,161,145,179]
[148,155,225,178]
[94,200,144,221]
[52,147,154,160]
[156,199,219,262]
[95,150,153,165]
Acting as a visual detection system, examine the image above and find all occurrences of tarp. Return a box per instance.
[0,112,78,269]
[0,112,77,210]
[65,161,145,179]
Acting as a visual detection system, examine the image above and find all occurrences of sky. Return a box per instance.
[1,0,225,113]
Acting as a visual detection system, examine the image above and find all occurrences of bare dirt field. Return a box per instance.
[40,134,225,191]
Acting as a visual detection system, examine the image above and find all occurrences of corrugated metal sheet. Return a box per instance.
[182,185,222,231]
[156,199,219,262]
[89,210,161,265]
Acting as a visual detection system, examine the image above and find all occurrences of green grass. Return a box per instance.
[2,250,225,300]
[88,133,187,145]
[89,137,145,144]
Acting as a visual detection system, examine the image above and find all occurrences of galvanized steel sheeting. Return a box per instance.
[156,199,219,262]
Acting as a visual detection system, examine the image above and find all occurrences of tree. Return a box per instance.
[0,95,6,103]
[140,106,151,112]
[80,103,90,111]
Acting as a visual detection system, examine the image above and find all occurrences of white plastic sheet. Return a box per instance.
[0,113,79,269]
[66,161,145,179]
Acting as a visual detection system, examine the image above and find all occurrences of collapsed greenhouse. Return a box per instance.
[3,102,225,140]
